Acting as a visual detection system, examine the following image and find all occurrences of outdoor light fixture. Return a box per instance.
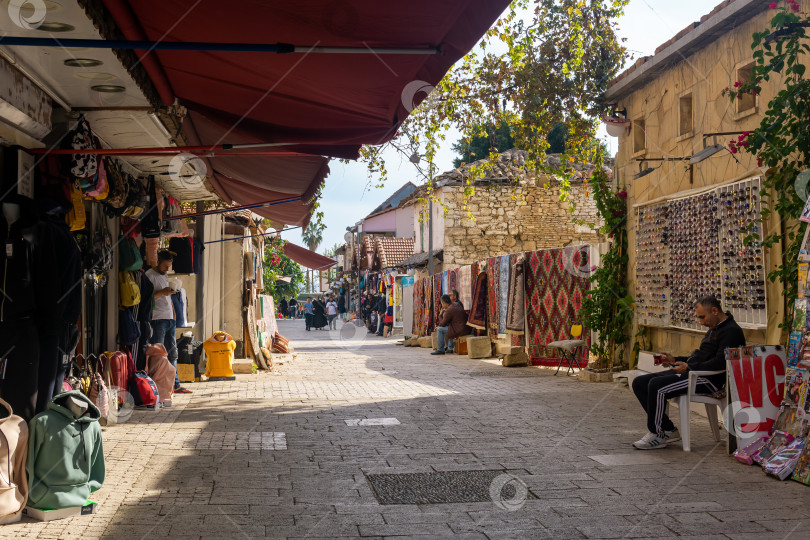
[35,22,74,32]
[632,156,689,179]
[633,162,657,179]
[690,136,726,164]
[63,58,103,67]
[602,107,630,137]
[90,84,125,93]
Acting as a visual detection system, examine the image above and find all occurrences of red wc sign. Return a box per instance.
[727,345,787,448]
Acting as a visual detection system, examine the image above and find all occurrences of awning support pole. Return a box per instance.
[0,37,440,55]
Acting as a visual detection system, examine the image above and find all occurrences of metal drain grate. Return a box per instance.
[366,470,534,505]
[466,369,540,378]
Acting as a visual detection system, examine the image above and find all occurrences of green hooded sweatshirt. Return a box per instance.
[26,391,105,510]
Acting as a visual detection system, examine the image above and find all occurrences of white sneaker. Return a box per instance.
[662,428,680,443]
[633,434,668,450]
[633,432,656,446]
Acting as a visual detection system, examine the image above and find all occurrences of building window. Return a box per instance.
[736,62,756,114]
[679,94,693,136]
[633,118,646,154]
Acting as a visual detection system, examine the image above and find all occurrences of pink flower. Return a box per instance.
[757,157,763,167]
[791,3,799,11]
[729,146,739,154]
[617,190,628,199]
[734,81,742,88]
[742,131,750,137]
[769,1,778,7]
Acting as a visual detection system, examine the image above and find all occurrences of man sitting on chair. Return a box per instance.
[432,294,470,355]
[631,296,745,450]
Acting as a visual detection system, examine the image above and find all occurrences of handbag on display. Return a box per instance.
[119,271,141,307]
[0,398,28,524]
[119,238,143,271]
[67,114,99,184]
[102,157,129,210]
[65,180,87,232]
[139,176,162,239]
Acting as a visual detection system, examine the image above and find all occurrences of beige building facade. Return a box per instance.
[605,0,798,363]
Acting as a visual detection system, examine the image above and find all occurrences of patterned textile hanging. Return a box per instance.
[486,258,500,339]
[459,265,472,310]
[506,256,525,335]
[467,271,488,330]
[524,246,590,366]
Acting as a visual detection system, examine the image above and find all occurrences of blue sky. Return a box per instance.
[282,0,716,254]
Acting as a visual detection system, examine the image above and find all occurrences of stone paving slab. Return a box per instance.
[5,319,810,538]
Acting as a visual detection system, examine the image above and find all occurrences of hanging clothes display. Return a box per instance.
[524,246,590,366]
[441,271,449,295]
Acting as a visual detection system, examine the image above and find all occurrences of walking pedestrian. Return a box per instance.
[338,294,346,320]
[326,296,338,330]
[303,297,314,331]
[288,297,297,319]
[279,297,288,319]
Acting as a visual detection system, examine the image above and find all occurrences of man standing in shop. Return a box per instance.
[631,296,745,449]
[303,297,314,331]
[145,250,192,395]
[375,293,387,336]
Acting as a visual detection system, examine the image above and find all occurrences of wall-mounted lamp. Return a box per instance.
[633,161,657,179]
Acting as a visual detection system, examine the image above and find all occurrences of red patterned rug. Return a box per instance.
[524,246,590,367]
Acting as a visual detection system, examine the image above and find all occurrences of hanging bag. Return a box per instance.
[65,180,87,231]
[0,397,28,524]
[140,176,162,238]
[119,238,143,271]
[102,157,129,210]
[129,372,159,406]
[119,271,141,307]
[68,114,99,183]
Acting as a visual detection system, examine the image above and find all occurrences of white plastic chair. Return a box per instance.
[670,370,726,452]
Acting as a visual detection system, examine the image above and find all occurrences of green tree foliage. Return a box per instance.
[722,0,810,328]
[451,121,568,168]
[262,236,304,304]
[302,211,325,252]
[360,0,627,198]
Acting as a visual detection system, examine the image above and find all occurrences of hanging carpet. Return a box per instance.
[459,265,472,310]
[467,271,488,330]
[524,246,590,367]
[506,256,525,335]
[433,273,443,328]
[412,277,426,337]
[498,255,510,334]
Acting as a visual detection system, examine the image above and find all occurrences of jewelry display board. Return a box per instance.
[634,176,767,331]
[635,203,670,326]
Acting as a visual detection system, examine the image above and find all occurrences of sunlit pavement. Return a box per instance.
[8,319,810,539]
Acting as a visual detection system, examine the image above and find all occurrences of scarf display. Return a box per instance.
[467,271,488,330]
[449,268,458,299]
[412,277,425,336]
[441,271,449,295]
[524,246,590,366]
[506,257,525,335]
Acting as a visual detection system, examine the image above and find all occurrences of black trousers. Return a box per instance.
[0,319,39,422]
[36,322,78,414]
[631,371,722,436]
[305,313,313,330]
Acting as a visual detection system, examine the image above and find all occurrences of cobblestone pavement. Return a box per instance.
[7,319,810,539]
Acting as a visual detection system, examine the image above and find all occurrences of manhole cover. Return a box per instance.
[365,470,536,505]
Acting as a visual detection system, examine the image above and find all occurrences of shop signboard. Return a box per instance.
[727,345,788,449]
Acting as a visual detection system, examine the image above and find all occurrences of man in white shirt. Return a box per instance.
[326,296,338,330]
[145,250,191,395]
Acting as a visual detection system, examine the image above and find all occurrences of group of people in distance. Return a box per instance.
[362,292,394,338]
[278,294,346,328]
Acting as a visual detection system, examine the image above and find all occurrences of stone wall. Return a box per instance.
[441,177,605,267]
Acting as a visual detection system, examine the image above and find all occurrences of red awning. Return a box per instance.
[283,242,336,270]
[102,0,510,221]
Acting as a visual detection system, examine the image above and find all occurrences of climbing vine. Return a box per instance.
[580,164,633,369]
[723,0,810,328]
[358,0,628,205]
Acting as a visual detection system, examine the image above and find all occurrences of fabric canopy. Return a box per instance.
[284,242,336,270]
[103,0,510,223]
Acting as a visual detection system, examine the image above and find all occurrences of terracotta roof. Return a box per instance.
[375,237,415,269]
[397,249,443,268]
[605,0,768,100]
